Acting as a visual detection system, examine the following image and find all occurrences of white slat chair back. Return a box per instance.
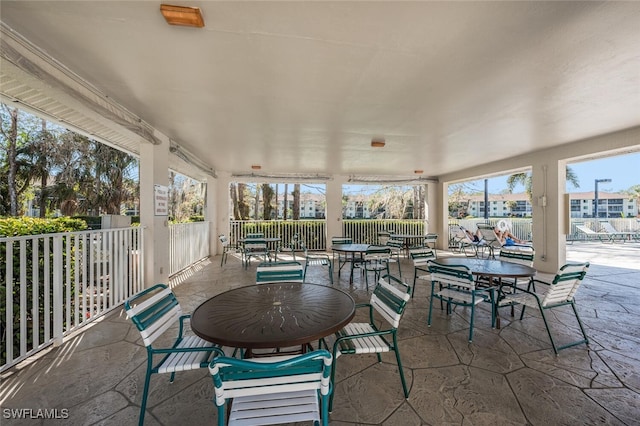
[126,287,183,347]
[429,262,475,291]
[542,263,589,307]
[371,278,411,328]
[256,261,304,283]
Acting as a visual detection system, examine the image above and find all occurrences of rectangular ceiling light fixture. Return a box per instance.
[160,4,205,27]
[371,138,386,148]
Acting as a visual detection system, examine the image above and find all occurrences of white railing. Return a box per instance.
[229,220,327,251]
[342,219,426,244]
[1,227,143,372]
[169,221,210,276]
[229,219,427,250]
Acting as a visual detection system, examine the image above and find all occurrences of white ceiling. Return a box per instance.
[1,1,640,180]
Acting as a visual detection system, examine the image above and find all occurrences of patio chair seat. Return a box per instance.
[157,335,217,374]
[335,323,391,354]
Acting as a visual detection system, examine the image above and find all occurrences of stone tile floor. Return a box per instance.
[1,242,639,425]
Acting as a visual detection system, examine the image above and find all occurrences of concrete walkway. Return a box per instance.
[1,242,639,425]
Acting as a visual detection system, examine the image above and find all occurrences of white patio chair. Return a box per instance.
[385,238,404,276]
[219,234,233,266]
[300,240,333,284]
[498,262,590,354]
[320,274,411,412]
[363,245,391,290]
[409,246,436,298]
[428,260,495,342]
[125,284,223,426]
[242,238,270,269]
[209,350,333,426]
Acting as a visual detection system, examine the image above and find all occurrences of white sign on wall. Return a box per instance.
[154,185,169,216]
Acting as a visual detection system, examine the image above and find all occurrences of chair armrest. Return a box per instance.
[152,345,224,356]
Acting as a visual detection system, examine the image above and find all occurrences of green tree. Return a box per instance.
[507,167,580,200]
[292,184,300,220]
[261,183,274,220]
[624,184,640,217]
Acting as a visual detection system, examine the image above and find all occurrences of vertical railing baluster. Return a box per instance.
[53,236,63,346]
[32,238,39,349]
[19,240,27,357]
[6,241,14,365]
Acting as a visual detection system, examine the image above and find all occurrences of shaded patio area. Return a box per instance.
[1,242,639,425]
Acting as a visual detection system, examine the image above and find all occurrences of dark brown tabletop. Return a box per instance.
[331,243,370,253]
[190,283,356,349]
[434,257,536,279]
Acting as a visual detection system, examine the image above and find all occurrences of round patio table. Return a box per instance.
[434,257,537,328]
[331,243,370,283]
[191,283,355,357]
[435,257,536,280]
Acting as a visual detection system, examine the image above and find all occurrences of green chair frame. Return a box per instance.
[498,262,590,354]
[125,284,223,426]
[209,350,333,426]
[242,238,270,269]
[363,245,391,290]
[428,260,495,342]
[320,274,411,412]
[385,238,404,276]
[219,234,233,266]
[300,240,333,284]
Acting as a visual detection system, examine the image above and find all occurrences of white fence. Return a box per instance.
[169,221,210,276]
[1,227,143,372]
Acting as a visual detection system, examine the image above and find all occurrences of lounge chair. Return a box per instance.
[599,222,636,242]
[451,225,484,257]
[575,224,612,243]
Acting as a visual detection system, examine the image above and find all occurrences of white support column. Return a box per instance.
[436,181,448,252]
[424,182,438,232]
[530,160,565,273]
[210,172,230,256]
[325,178,344,241]
[139,135,170,287]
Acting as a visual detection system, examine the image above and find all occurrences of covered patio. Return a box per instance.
[2,242,639,425]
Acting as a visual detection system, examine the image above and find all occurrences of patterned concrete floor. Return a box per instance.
[1,243,639,425]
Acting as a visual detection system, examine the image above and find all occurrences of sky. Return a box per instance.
[467,152,640,195]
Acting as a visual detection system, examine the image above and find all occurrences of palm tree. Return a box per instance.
[507,166,580,200]
[623,185,640,216]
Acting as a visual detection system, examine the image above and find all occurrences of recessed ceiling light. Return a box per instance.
[414,170,424,174]
[371,139,385,148]
[160,4,205,28]
[251,165,262,170]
